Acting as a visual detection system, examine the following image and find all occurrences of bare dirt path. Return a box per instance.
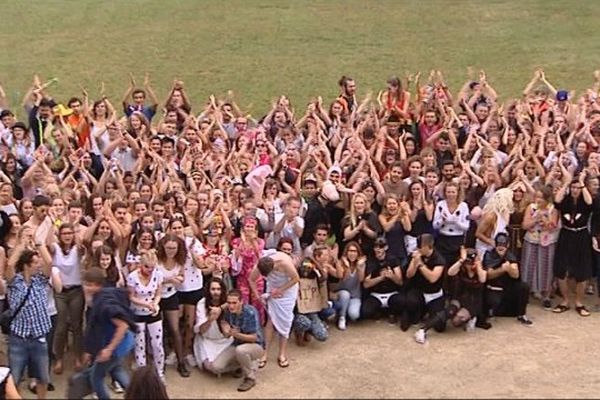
[20,304,600,399]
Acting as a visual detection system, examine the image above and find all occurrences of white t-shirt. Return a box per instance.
[127,268,163,316]
[179,237,206,292]
[157,262,182,299]
[47,267,60,316]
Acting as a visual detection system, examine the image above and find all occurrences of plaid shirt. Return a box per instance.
[224,304,264,348]
[8,273,51,339]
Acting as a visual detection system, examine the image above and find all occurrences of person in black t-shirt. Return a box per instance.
[414,246,486,344]
[407,234,446,333]
[481,233,532,328]
[360,237,408,321]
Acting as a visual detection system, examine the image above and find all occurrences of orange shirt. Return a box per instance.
[67,114,90,149]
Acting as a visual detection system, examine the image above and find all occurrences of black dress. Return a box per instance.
[554,196,593,282]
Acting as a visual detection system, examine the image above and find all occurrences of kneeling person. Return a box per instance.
[220,289,265,392]
[481,233,532,327]
[414,247,486,344]
[360,237,406,321]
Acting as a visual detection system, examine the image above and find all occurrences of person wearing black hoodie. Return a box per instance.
[80,268,136,400]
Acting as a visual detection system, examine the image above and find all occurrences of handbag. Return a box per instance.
[0,285,33,335]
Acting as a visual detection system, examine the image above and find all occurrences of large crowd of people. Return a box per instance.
[0,67,599,398]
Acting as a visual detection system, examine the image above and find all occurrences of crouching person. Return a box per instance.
[481,233,532,327]
[294,255,330,346]
[219,289,265,392]
[193,277,234,376]
[414,247,486,344]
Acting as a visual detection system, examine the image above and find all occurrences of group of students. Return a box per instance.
[0,67,599,398]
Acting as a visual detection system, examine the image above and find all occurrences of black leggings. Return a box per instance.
[484,281,530,318]
[419,296,447,333]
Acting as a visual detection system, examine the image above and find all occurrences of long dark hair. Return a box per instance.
[92,245,120,286]
[129,227,157,255]
[124,366,169,400]
[157,234,187,266]
[205,277,227,311]
[58,223,76,252]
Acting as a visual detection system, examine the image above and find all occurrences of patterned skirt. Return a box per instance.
[520,239,555,294]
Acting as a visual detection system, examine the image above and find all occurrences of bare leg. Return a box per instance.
[575,281,586,307]
[165,310,184,362]
[261,319,274,363]
[278,334,288,361]
[182,304,195,357]
[557,278,569,306]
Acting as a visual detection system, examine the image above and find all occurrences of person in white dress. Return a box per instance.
[193,277,234,375]
[249,251,299,368]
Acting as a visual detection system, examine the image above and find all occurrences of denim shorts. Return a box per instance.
[8,335,50,385]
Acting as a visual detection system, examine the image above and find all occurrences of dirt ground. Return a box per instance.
[17,301,600,399]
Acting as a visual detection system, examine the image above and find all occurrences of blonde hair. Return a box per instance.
[349,193,370,227]
[483,188,514,216]
[140,249,158,267]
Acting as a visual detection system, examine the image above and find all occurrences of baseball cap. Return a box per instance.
[374,237,388,248]
[556,90,569,102]
[495,232,510,247]
[11,122,27,132]
[303,173,317,184]
[465,248,478,262]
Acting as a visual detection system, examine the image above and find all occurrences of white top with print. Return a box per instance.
[127,268,164,316]
[179,237,206,292]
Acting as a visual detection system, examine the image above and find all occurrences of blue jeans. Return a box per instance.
[8,335,49,385]
[293,313,328,341]
[334,290,362,321]
[86,356,130,400]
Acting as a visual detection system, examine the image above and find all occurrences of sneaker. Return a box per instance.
[586,285,594,295]
[165,352,177,366]
[237,378,256,392]
[414,328,426,344]
[465,317,477,332]
[110,380,124,394]
[542,299,552,310]
[185,354,197,368]
[475,319,492,330]
[517,315,533,326]
[337,316,347,331]
[177,362,191,378]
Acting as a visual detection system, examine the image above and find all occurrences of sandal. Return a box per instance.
[258,358,267,369]
[552,304,570,313]
[575,305,591,317]
[277,357,289,368]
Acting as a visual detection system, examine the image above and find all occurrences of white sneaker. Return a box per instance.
[165,352,177,366]
[337,316,347,331]
[466,317,477,332]
[110,380,124,394]
[414,328,426,344]
[185,354,197,367]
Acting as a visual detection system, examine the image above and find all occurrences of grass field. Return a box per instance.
[2,1,600,117]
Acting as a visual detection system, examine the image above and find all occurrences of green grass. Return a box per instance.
[1,0,600,118]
